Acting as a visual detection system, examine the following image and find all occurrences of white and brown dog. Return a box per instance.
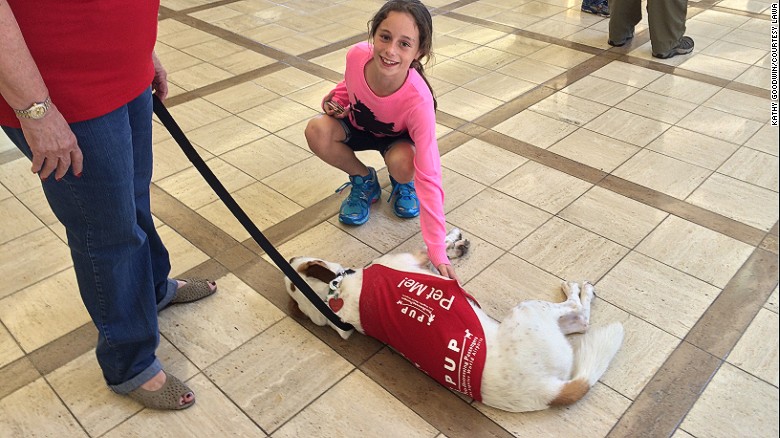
[285,230,623,412]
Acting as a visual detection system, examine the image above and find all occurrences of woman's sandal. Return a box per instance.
[127,373,195,410]
[170,278,217,305]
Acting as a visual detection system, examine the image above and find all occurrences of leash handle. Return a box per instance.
[152,94,354,332]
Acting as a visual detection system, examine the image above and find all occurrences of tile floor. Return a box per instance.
[1,0,778,437]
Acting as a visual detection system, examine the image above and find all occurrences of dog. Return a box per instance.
[284,229,624,412]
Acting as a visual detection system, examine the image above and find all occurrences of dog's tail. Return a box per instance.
[550,323,624,406]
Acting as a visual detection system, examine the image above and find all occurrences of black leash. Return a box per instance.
[152,94,354,332]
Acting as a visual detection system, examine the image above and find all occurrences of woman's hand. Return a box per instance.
[152,51,168,101]
[20,105,83,181]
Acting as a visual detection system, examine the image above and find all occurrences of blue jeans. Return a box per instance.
[3,88,178,393]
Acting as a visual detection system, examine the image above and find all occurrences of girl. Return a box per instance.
[304,0,458,280]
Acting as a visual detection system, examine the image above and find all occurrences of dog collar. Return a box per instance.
[326,269,354,312]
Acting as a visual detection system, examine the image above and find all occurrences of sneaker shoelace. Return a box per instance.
[388,182,415,204]
[336,179,372,208]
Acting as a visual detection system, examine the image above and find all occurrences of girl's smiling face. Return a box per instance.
[371,11,422,80]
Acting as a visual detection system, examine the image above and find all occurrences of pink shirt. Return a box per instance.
[360,264,486,400]
[330,42,448,267]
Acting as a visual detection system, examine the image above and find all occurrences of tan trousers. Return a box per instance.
[608,0,688,55]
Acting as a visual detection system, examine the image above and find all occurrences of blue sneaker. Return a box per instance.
[336,167,380,225]
[581,0,609,17]
[388,176,420,218]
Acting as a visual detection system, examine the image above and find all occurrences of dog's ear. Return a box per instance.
[300,260,338,284]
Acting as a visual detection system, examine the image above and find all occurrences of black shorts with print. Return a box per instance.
[337,118,413,157]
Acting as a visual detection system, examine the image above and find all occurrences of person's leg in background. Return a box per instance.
[648,0,694,58]
[608,0,642,47]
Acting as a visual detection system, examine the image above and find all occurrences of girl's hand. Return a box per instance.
[322,92,350,119]
[437,264,460,283]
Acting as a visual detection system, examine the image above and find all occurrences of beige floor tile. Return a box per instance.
[700,39,767,65]
[220,135,311,181]
[487,9,545,28]
[456,46,520,70]
[15,186,60,227]
[429,59,492,87]
[447,188,551,251]
[680,363,779,438]
[560,76,639,106]
[157,225,210,278]
[103,374,261,437]
[745,124,779,156]
[586,107,671,147]
[441,138,527,186]
[188,115,270,156]
[499,57,567,84]
[718,147,779,191]
[589,300,680,399]
[735,65,771,88]
[721,27,769,49]
[616,90,697,125]
[168,62,234,91]
[677,106,763,146]
[451,23,508,45]
[528,44,593,69]
[678,53,751,81]
[239,96,319,133]
[274,370,437,438]
[431,36,478,61]
[180,38,245,62]
[0,227,72,300]
[727,308,778,386]
[704,88,771,123]
[550,6,608,26]
[643,73,721,105]
[612,149,711,199]
[0,197,43,245]
[269,222,381,270]
[267,33,330,56]
[46,338,199,437]
[0,157,41,196]
[167,98,232,132]
[486,34,549,57]
[511,217,629,282]
[684,18,734,40]
[463,252,565,321]
[254,68,323,96]
[437,87,504,121]
[0,325,23,369]
[151,137,215,182]
[477,382,629,437]
[328,195,424,255]
[565,27,612,49]
[244,22,297,44]
[559,186,668,248]
[463,71,537,102]
[310,47,349,73]
[197,181,302,242]
[494,110,579,149]
[205,317,354,433]
[0,183,10,201]
[275,119,314,151]
[686,173,778,231]
[549,128,640,172]
[495,161,593,213]
[204,81,280,114]
[514,1,569,18]
[646,126,740,170]
[454,1,512,19]
[766,286,778,313]
[636,215,754,288]
[592,61,664,88]
[156,158,255,210]
[159,273,285,368]
[156,48,203,74]
[0,269,88,353]
[0,378,87,437]
[530,92,610,127]
[188,4,244,23]
[287,80,338,112]
[157,27,218,50]
[692,9,751,27]
[262,156,369,208]
[441,167,488,213]
[673,428,696,438]
[525,18,584,38]
[597,252,721,338]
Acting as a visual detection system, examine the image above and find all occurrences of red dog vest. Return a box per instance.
[359,264,486,400]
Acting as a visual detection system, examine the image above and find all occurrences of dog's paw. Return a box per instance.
[561,281,580,298]
[447,238,470,259]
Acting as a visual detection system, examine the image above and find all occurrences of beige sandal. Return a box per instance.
[127,373,195,410]
[170,278,217,305]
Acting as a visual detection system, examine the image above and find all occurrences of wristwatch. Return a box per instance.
[14,96,52,120]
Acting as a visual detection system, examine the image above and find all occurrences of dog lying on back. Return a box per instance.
[284,229,624,412]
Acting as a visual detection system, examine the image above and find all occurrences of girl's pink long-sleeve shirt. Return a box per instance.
[329,42,448,267]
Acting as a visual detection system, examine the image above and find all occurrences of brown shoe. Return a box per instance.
[170,278,217,305]
[653,36,695,59]
[127,373,195,410]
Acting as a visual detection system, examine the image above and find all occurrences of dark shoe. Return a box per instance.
[608,29,634,47]
[581,0,609,17]
[653,36,694,59]
[170,278,217,304]
[127,372,195,410]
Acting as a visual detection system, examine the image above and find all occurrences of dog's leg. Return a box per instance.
[580,281,595,326]
[557,281,588,334]
[445,228,470,259]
